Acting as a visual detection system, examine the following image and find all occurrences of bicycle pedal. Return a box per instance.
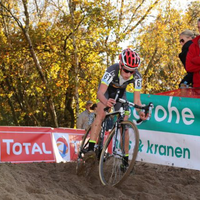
[120,164,129,173]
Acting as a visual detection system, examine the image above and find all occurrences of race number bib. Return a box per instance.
[135,79,142,90]
[101,72,113,85]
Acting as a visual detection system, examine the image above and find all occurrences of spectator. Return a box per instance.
[76,100,93,130]
[186,18,200,88]
[178,30,194,88]
[88,103,97,126]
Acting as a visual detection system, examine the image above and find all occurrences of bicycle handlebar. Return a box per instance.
[104,90,120,112]
[118,98,153,123]
[136,102,153,123]
[103,90,153,123]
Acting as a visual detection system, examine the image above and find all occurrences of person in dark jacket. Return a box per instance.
[178,30,194,88]
[186,19,200,88]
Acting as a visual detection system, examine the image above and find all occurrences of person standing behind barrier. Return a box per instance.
[186,18,200,88]
[88,103,97,126]
[179,30,194,88]
[76,100,93,130]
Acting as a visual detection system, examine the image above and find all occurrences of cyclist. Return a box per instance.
[84,48,149,170]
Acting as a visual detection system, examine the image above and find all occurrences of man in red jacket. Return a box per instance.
[186,18,200,88]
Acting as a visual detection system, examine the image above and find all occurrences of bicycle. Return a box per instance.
[76,95,153,187]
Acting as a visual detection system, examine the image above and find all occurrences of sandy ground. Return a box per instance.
[0,161,200,200]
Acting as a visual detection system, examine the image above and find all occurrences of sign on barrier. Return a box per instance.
[127,92,200,170]
[0,126,55,163]
[52,128,85,162]
[0,91,199,171]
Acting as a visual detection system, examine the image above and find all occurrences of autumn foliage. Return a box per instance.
[0,0,199,127]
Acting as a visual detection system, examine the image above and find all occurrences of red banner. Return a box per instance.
[0,126,112,163]
[156,88,200,98]
[0,127,55,163]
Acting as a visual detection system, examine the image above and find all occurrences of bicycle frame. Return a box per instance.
[106,106,127,157]
[95,97,153,158]
[95,107,125,159]
[96,118,107,158]
[102,98,153,158]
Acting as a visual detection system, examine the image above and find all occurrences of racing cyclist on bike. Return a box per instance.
[84,48,149,170]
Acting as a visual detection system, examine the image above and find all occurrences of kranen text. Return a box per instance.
[146,140,190,159]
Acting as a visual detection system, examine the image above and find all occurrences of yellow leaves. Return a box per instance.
[0,93,5,97]
[7,91,14,98]
[126,85,134,93]
[36,87,43,93]
[47,63,61,80]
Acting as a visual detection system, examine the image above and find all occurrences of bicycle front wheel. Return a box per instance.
[99,120,139,187]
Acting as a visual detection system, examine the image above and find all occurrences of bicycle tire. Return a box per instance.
[99,120,139,187]
[76,126,91,175]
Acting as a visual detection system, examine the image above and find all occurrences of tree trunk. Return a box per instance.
[68,0,79,126]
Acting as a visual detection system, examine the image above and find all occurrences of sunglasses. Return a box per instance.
[180,39,185,43]
[122,67,135,74]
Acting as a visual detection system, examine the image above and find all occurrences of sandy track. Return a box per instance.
[0,161,200,200]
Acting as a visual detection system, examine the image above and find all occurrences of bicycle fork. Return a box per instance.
[112,123,127,158]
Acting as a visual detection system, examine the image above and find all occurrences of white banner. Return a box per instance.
[136,129,200,170]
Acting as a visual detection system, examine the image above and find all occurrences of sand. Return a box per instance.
[0,161,200,200]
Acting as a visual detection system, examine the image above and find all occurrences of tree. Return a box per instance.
[135,1,192,93]
[2,0,188,127]
[0,0,58,126]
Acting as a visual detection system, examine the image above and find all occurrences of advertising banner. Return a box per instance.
[52,128,85,162]
[51,128,112,163]
[0,126,55,163]
[0,92,199,171]
[127,92,200,170]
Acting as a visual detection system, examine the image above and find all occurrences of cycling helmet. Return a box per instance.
[119,48,140,70]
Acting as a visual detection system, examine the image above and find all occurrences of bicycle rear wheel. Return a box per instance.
[99,120,139,187]
[76,126,91,175]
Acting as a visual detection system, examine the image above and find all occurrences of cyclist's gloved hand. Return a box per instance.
[106,98,116,108]
[139,111,149,121]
